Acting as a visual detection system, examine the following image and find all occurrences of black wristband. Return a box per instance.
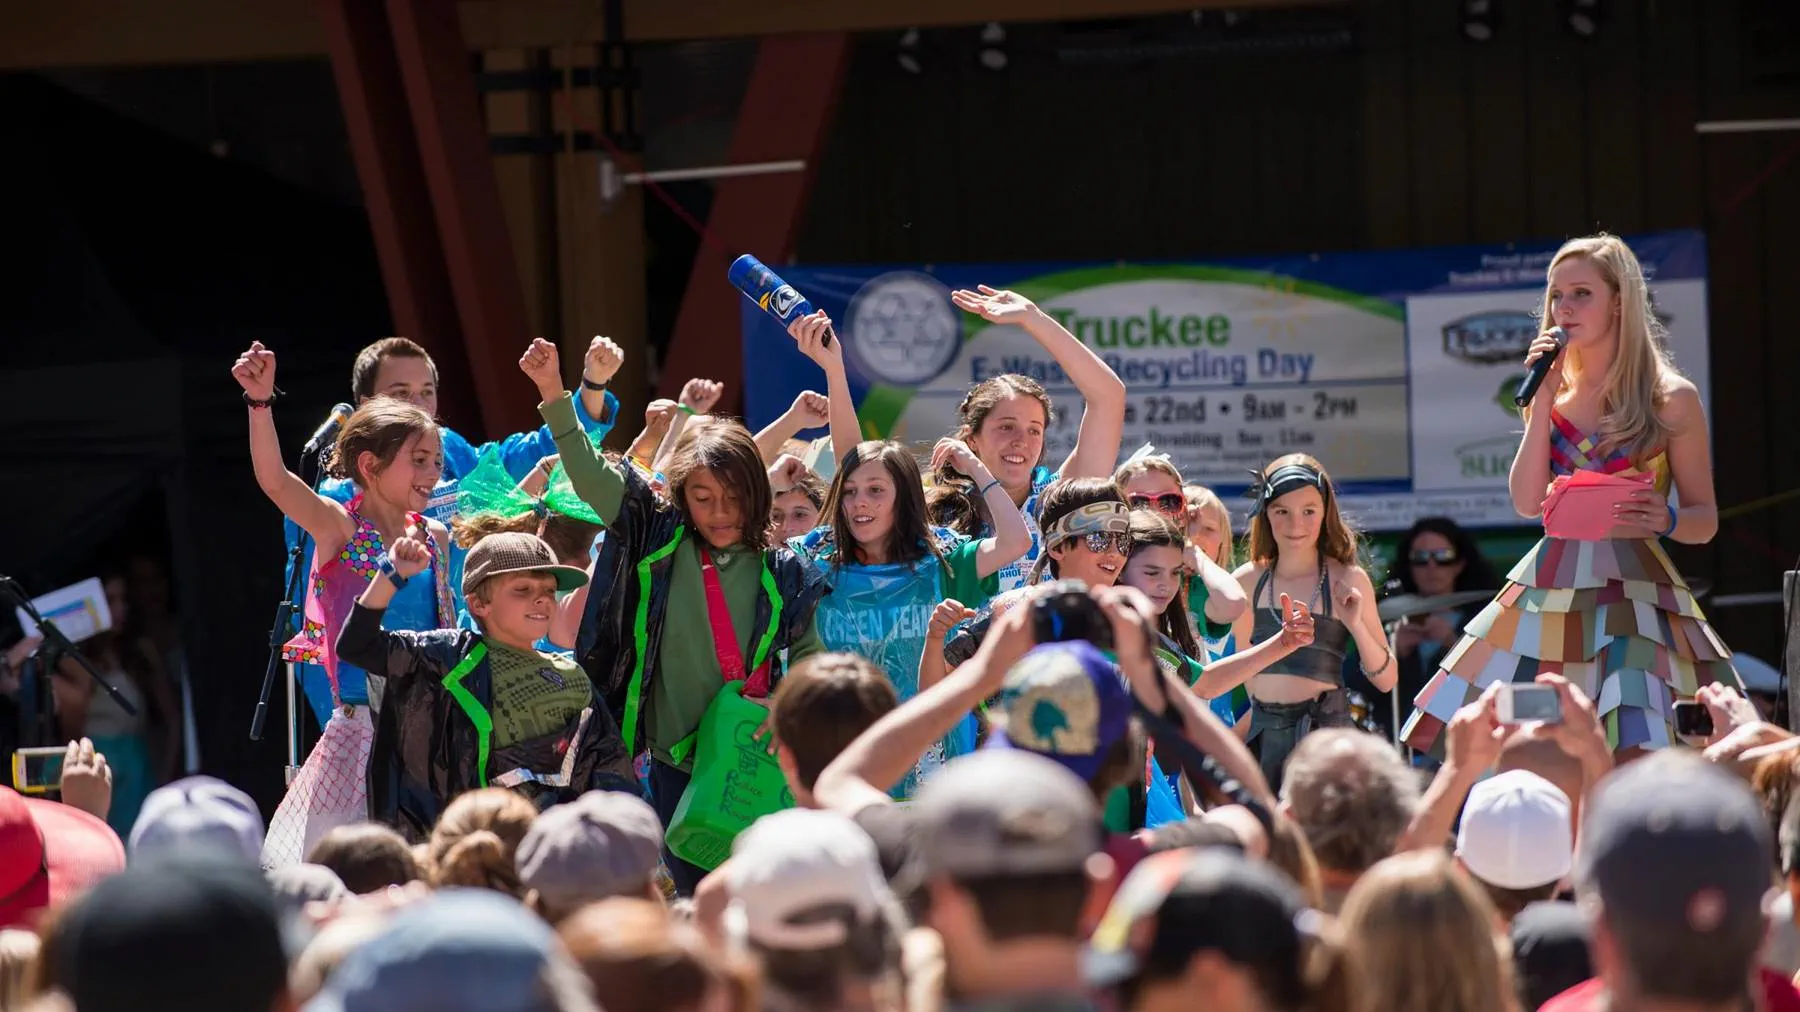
[242,388,282,408]
[581,375,609,391]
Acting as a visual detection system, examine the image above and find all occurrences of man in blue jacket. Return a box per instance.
[282,335,623,729]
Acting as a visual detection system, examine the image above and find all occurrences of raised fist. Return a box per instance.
[389,537,432,579]
[788,390,829,428]
[679,378,724,414]
[584,336,624,386]
[519,338,563,399]
[231,341,277,400]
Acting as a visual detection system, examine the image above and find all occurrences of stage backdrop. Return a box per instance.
[740,230,1709,531]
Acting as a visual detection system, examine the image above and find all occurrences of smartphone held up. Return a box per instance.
[11,745,64,795]
[1672,699,1714,739]
[1496,683,1563,725]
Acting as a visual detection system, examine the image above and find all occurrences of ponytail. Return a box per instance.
[432,829,524,897]
[426,787,536,896]
[926,468,990,538]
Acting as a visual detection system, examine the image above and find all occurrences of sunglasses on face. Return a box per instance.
[1128,493,1186,516]
[1067,531,1131,556]
[1409,548,1460,567]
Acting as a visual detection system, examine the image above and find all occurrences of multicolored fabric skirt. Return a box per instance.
[1402,536,1740,753]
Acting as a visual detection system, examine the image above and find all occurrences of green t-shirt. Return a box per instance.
[486,641,593,750]
[649,541,824,771]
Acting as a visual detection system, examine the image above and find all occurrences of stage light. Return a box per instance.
[977,22,1008,71]
[1567,0,1602,37]
[896,28,924,75]
[1462,0,1498,42]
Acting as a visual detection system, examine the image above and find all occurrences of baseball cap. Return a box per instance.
[266,862,350,912]
[1577,751,1772,947]
[985,641,1133,782]
[1083,847,1313,995]
[914,750,1101,880]
[305,888,563,1012]
[129,775,264,864]
[1456,769,1573,890]
[516,790,663,912]
[0,787,125,928]
[59,856,290,1012]
[462,532,588,595]
[729,809,894,950]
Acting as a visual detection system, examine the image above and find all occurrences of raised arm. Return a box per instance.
[1098,586,1274,807]
[1336,567,1396,693]
[653,378,723,475]
[1508,329,1565,517]
[1194,594,1311,699]
[1186,544,1249,627]
[522,338,627,525]
[754,390,830,466]
[1395,684,1505,853]
[951,287,1127,479]
[920,599,976,693]
[337,536,433,678]
[785,311,861,467]
[627,399,678,471]
[577,336,623,429]
[932,438,1030,578]
[232,342,353,550]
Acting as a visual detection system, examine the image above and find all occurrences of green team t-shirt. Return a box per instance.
[486,641,593,749]
[649,541,825,771]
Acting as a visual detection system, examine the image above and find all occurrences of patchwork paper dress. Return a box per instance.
[1401,407,1740,752]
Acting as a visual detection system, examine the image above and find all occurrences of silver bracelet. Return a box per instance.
[1361,647,1393,678]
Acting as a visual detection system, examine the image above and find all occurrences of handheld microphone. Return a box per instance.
[728,254,831,347]
[303,402,355,457]
[1513,326,1568,407]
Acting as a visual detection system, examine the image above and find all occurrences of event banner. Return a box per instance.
[739,231,1709,531]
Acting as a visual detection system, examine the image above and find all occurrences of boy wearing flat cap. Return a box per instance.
[339,531,638,839]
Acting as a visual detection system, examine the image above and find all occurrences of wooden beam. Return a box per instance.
[388,0,540,436]
[480,0,1336,44]
[659,31,851,410]
[0,0,1338,69]
[316,0,480,435]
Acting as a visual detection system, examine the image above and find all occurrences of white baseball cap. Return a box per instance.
[1456,769,1573,890]
[729,809,893,951]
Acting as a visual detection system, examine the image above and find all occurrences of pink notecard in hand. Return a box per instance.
[1543,470,1654,541]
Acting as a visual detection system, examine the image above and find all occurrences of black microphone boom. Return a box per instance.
[302,403,355,458]
[1513,326,1568,407]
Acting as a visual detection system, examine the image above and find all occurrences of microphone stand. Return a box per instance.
[250,442,321,786]
[0,577,139,721]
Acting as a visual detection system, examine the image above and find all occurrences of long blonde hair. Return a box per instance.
[1338,850,1515,1012]
[1538,233,1680,465]
[1183,483,1234,568]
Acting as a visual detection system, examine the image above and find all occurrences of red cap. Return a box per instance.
[0,787,125,928]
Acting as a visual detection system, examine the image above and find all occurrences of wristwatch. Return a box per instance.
[377,557,409,591]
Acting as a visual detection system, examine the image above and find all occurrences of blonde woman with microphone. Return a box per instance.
[1401,233,1742,760]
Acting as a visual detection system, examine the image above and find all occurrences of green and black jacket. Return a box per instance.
[338,602,638,841]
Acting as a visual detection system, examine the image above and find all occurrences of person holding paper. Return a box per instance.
[1401,233,1741,759]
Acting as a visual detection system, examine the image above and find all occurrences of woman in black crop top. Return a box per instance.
[1217,454,1396,791]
